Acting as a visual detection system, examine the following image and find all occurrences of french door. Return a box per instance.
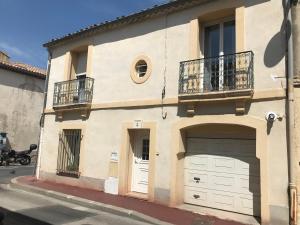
[204,19,236,91]
[76,73,86,103]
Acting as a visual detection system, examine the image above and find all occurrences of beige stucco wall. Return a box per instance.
[40,0,289,224]
[0,68,44,150]
[40,99,289,223]
[45,0,286,109]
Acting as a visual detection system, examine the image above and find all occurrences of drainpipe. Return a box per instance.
[35,49,52,179]
[286,0,297,224]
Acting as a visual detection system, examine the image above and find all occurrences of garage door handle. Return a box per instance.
[194,177,200,183]
[193,194,200,199]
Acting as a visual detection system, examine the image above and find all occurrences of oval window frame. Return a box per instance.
[130,55,152,84]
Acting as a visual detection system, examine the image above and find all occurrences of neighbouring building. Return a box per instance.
[0,51,46,150]
[37,0,299,224]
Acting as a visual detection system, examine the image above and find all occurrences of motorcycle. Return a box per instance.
[0,144,37,166]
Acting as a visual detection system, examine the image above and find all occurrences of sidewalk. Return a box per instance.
[12,176,248,225]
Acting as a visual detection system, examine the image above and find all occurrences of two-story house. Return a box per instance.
[0,51,45,151]
[37,0,293,224]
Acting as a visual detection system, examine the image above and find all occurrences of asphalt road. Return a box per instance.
[0,165,152,225]
[0,164,35,184]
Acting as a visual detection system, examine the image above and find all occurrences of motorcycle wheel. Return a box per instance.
[19,156,31,166]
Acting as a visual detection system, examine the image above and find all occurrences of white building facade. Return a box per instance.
[38,0,292,224]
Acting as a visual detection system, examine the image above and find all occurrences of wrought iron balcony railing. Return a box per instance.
[53,77,94,107]
[178,51,254,95]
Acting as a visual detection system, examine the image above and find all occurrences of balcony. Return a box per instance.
[53,77,94,111]
[178,51,254,102]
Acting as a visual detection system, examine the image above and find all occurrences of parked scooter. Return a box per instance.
[0,144,37,166]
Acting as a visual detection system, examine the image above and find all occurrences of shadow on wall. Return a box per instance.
[177,101,251,118]
[54,110,90,122]
[264,0,290,68]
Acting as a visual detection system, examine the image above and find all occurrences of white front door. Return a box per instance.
[131,130,150,194]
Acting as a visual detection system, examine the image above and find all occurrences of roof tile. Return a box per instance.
[0,60,46,79]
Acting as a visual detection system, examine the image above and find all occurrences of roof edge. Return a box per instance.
[44,0,210,49]
[0,62,46,80]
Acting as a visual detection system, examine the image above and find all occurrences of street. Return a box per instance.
[0,165,152,225]
[0,164,35,184]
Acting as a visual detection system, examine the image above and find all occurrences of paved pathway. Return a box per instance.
[0,186,151,225]
[16,176,249,225]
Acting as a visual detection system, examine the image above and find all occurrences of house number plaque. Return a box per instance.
[133,120,143,129]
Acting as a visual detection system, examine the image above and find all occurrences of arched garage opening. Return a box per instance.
[170,116,269,224]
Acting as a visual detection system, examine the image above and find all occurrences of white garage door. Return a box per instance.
[184,138,260,216]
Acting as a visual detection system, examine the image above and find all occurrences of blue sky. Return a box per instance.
[0,0,167,69]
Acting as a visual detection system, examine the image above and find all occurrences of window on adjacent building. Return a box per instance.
[57,129,81,177]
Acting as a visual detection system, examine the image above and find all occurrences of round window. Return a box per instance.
[130,56,152,84]
[135,60,147,78]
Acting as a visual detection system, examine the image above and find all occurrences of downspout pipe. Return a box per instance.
[35,49,52,179]
[286,0,297,224]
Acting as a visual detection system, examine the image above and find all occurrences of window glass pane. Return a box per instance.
[135,60,147,77]
[204,24,220,58]
[223,20,235,55]
[75,51,87,75]
[142,139,149,160]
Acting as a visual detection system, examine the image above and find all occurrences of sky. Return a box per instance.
[0,0,167,69]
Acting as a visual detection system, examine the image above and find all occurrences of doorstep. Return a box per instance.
[11,176,250,225]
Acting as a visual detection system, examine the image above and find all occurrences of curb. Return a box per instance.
[9,177,172,225]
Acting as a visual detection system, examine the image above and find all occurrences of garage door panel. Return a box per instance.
[213,192,236,211]
[239,176,261,194]
[185,187,238,211]
[214,157,235,170]
[185,155,259,176]
[186,158,256,176]
[187,139,256,157]
[239,195,261,215]
[184,138,260,216]
[212,174,235,189]
[184,170,208,187]
[185,187,259,215]
[185,155,209,170]
[185,170,259,196]
[184,188,208,205]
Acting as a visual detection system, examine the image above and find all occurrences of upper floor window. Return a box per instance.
[74,51,87,77]
[203,19,236,91]
[130,55,152,84]
[66,46,88,81]
[135,60,148,78]
[204,19,235,58]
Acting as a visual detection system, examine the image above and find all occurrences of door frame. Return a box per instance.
[119,122,156,201]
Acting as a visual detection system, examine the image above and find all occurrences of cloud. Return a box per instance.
[0,42,31,59]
